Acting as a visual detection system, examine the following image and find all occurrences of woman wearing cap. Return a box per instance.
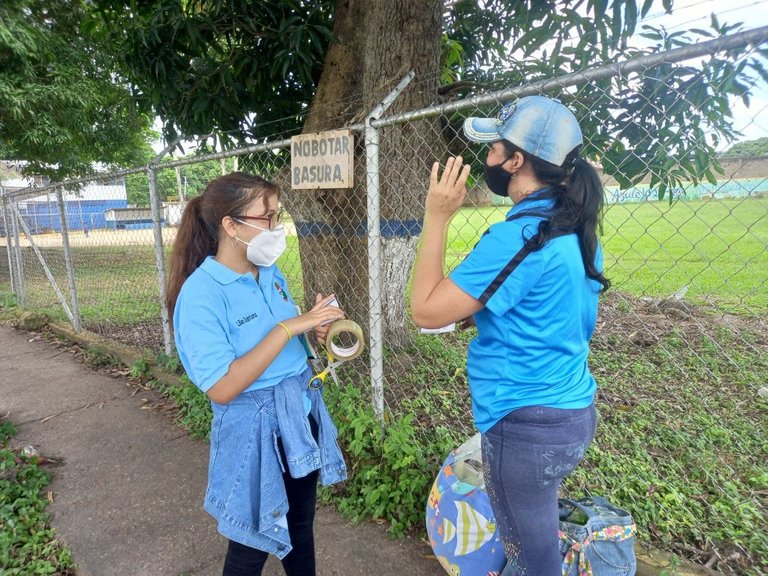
[410,96,609,575]
[167,172,347,576]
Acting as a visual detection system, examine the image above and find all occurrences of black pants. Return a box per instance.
[222,417,320,576]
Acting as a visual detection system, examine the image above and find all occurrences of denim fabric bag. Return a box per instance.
[558,496,637,576]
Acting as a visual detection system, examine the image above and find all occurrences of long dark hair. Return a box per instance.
[503,141,610,292]
[166,172,279,318]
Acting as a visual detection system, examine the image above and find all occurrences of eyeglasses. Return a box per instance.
[236,209,283,230]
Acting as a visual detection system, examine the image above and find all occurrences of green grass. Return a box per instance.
[0,418,75,575]
[449,197,768,314]
[600,199,768,313]
[0,236,306,328]
[2,197,765,331]
[141,307,766,575]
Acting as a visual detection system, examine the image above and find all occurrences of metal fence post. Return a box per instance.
[365,72,415,424]
[55,187,82,331]
[1,189,17,296]
[9,196,26,306]
[148,166,173,355]
[364,119,385,423]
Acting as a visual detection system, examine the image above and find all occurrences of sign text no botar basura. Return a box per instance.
[290,130,354,189]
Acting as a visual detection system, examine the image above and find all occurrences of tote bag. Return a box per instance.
[558,496,637,576]
[426,433,506,576]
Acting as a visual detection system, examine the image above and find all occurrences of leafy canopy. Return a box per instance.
[0,0,153,180]
[722,136,768,158]
[94,1,768,200]
[90,0,335,145]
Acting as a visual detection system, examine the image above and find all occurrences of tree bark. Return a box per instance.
[281,0,443,350]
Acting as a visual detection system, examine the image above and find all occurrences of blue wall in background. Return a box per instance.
[19,199,128,232]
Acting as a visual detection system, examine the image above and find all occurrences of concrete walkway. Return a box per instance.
[0,325,444,576]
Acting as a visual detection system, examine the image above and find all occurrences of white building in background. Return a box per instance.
[1,161,129,232]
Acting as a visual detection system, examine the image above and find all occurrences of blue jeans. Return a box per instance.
[222,416,320,576]
[482,404,596,576]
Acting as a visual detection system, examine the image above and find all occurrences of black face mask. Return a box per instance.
[483,156,515,197]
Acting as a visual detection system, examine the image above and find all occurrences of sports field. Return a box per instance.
[450,197,768,312]
[1,197,766,320]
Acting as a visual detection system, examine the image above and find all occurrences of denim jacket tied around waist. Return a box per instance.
[203,366,347,558]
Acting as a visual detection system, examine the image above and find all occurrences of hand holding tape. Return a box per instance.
[308,319,365,389]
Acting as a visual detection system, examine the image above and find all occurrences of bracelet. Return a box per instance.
[276,322,292,340]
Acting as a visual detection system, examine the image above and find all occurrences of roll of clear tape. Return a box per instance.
[325,319,365,360]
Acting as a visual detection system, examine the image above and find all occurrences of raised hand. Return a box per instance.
[426,156,472,220]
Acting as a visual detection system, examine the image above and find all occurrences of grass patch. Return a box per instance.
[375,297,767,575]
[449,198,768,314]
[0,418,75,575]
[3,197,766,341]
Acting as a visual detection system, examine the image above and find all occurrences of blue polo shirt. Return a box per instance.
[174,256,308,394]
[449,195,601,433]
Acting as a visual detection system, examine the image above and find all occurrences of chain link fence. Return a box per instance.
[2,27,767,575]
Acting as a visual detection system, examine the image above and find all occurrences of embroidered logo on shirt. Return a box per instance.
[236,312,259,326]
[275,281,290,303]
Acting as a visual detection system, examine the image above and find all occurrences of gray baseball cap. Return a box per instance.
[463,95,583,166]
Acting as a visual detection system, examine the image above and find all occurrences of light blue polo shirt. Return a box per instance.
[174,256,308,394]
[449,195,601,433]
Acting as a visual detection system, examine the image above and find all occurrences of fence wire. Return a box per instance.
[1,29,767,575]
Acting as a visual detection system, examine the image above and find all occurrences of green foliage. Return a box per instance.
[0,291,18,309]
[571,331,768,574]
[155,353,183,375]
[596,21,764,201]
[83,345,120,368]
[0,417,75,574]
[88,0,766,207]
[321,382,455,536]
[0,0,153,180]
[130,357,151,380]
[722,137,768,158]
[90,0,335,143]
[160,375,212,440]
[441,4,766,200]
[324,318,766,573]
[124,156,234,207]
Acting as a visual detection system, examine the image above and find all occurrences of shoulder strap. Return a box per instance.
[477,223,570,305]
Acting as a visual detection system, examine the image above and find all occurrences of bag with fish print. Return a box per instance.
[426,433,505,576]
[558,496,637,576]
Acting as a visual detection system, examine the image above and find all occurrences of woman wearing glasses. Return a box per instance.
[167,172,347,576]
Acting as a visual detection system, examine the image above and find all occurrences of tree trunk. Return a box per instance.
[281,0,443,351]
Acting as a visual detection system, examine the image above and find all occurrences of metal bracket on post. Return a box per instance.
[55,187,82,331]
[11,203,73,321]
[364,71,415,424]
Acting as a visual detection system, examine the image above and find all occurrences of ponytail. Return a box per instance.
[502,142,611,292]
[166,172,281,325]
[166,196,216,317]
[565,156,610,292]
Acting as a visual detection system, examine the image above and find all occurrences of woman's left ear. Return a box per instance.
[221,215,236,235]
[510,151,525,172]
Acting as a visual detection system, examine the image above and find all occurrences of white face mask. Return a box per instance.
[235,220,287,267]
